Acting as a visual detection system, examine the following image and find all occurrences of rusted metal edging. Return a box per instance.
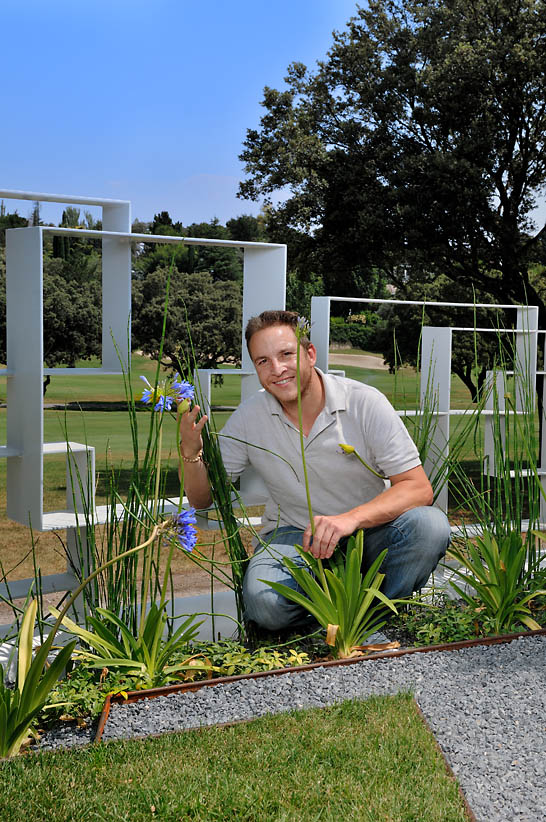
[95,627,546,744]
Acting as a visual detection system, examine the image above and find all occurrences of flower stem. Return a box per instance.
[296,337,328,591]
[139,420,163,635]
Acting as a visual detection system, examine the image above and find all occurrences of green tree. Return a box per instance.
[239,0,546,317]
[132,267,242,374]
[0,210,28,245]
[0,268,101,378]
[133,215,244,282]
[226,214,268,242]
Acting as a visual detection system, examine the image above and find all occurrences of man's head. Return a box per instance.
[245,311,311,356]
[245,311,317,407]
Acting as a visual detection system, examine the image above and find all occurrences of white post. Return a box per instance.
[420,327,452,512]
[239,244,286,500]
[483,370,506,477]
[6,227,44,528]
[101,202,132,371]
[542,333,546,525]
[515,306,538,413]
[310,296,331,373]
[64,445,95,619]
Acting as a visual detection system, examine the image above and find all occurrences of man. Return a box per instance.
[179,310,451,631]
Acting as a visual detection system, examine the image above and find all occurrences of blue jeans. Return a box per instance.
[243,507,451,631]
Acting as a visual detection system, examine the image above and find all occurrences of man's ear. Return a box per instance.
[306,343,317,366]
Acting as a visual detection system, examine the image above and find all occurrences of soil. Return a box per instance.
[329,353,388,370]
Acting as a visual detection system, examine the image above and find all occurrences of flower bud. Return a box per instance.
[339,443,355,454]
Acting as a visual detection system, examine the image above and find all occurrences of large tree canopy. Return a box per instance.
[239,0,546,315]
[132,267,242,375]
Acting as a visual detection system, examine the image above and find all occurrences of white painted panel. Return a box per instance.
[515,306,538,413]
[310,296,331,373]
[241,245,286,372]
[6,227,44,528]
[483,370,506,477]
[420,327,452,513]
[102,202,131,370]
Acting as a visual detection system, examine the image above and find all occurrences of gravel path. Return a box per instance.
[36,635,546,821]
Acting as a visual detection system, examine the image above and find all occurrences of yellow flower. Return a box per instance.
[339,443,355,454]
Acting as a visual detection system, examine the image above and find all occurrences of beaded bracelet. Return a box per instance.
[180,449,203,464]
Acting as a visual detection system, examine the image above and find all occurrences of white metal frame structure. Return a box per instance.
[0,189,286,613]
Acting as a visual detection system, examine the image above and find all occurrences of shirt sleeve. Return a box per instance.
[217,407,250,481]
[364,392,422,478]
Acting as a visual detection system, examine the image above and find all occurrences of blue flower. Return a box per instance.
[171,378,195,404]
[171,509,198,553]
[140,375,195,413]
[295,315,311,338]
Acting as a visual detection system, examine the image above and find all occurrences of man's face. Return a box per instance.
[248,324,317,405]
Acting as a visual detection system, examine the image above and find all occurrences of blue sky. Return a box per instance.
[2,0,545,232]
[1,0,361,227]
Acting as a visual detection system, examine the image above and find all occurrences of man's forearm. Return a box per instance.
[179,458,213,509]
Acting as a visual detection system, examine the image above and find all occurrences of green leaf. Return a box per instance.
[17,599,38,696]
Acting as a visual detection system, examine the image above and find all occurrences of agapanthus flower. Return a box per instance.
[295,315,311,338]
[140,375,195,413]
[170,508,198,553]
[172,378,195,404]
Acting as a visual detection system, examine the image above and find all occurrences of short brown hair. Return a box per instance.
[245,310,311,353]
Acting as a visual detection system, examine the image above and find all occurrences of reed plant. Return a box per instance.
[439,328,546,630]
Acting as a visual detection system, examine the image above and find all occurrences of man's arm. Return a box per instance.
[302,465,433,559]
[177,404,213,509]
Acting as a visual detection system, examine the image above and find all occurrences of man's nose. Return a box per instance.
[270,358,285,374]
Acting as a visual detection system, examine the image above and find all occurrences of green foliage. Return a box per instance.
[330,313,382,352]
[132,266,242,372]
[0,600,76,757]
[49,604,204,689]
[44,664,134,723]
[188,639,310,676]
[285,270,324,319]
[0,209,27,245]
[448,532,546,634]
[133,213,245,282]
[392,594,486,646]
[0,268,101,369]
[239,0,546,316]
[266,533,398,658]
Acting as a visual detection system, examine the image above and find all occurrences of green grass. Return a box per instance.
[0,695,468,822]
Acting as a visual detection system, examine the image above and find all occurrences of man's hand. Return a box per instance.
[302,512,359,559]
[178,403,208,458]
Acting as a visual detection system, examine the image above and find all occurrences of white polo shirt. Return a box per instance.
[219,369,421,535]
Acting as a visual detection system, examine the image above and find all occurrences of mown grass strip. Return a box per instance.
[0,694,470,822]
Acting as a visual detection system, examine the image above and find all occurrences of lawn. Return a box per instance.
[0,694,469,822]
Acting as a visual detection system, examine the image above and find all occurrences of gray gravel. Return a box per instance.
[38,634,546,822]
